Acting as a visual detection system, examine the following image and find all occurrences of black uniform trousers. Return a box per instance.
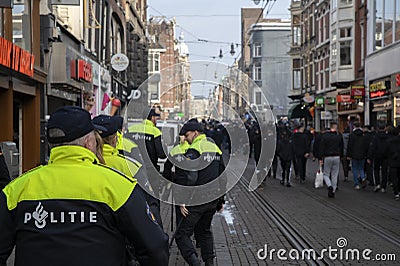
[175,201,217,263]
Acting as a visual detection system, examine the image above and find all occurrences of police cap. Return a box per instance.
[47,106,106,144]
[179,119,204,135]
[92,115,119,138]
[145,108,161,119]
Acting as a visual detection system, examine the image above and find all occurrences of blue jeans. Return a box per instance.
[352,159,365,185]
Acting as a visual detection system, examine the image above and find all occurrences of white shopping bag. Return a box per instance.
[314,167,324,188]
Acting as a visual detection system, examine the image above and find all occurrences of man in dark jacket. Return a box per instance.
[277,128,293,187]
[292,125,310,183]
[341,127,351,182]
[367,121,389,192]
[319,122,343,198]
[384,126,400,200]
[347,122,368,189]
[363,125,375,186]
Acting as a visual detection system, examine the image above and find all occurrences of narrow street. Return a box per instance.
[164,157,400,265]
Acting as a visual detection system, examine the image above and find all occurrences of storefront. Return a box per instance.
[369,78,391,127]
[0,0,46,174]
[48,43,93,114]
[336,85,365,131]
[391,72,400,126]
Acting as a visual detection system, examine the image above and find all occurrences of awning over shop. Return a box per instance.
[288,103,310,119]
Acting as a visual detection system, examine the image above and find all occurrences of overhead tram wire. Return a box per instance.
[148,5,240,60]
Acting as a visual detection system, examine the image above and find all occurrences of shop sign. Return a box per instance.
[325,97,336,104]
[315,96,324,107]
[111,53,129,72]
[336,95,353,103]
[89,59,100,87]
[0,36,34,77]
[370,80,390,98]
[391,73,400,92]
[321,111,333,120]
[351,86,365,99]
[70,59,92,83]
[303,94,315,103]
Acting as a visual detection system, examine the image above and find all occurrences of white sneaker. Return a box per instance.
[355,185,360,190]
[394,194,400,201]
[381,188,386,193]
[374,185,381,192]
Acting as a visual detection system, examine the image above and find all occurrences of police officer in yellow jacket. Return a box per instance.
[175,119,225,266]
[163,136,190,185]
[0,106,169,266]
[114,116,143,163]
[93,114,163,228]
[127,108,167,229]
[127,109,166,170]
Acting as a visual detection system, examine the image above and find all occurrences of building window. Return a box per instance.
[293,26,300,45]
[12,0,32,52]
[254,63,261,81]
[148,53,160,73]
[293,70,301,89]
[254,43,262,57]
[154,54,159,72]
[339,0,352,6]
[396,0,400,42]
[384,0,395,47]
[374,0,398,50]
[255,91,261,105]
[340,27,352,38]
[0,9,3,36]
[340,41,351,66]
[332,0,337,10]
[331,43,337,67]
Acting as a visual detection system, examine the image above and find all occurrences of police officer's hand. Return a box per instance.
[180,204,189,217]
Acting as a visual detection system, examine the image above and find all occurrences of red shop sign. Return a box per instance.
[0,36,34,77]
[351,86,365,99]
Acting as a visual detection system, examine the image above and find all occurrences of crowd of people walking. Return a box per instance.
[257,118,400,201]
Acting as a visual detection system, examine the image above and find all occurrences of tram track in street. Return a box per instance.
[238,175,332,266]
[298,186,400,249]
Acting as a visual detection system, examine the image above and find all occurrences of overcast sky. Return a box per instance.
[147,0,291,66]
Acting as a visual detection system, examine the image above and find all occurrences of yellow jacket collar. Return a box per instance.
[49,146,98,164]
[103,144,119,156]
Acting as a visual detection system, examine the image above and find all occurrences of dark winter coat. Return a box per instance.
[277,136,294,161]
[292,131,310,156]
[368,131,390,160]
[384,135,400,167]
[347,128,368,160]
[320,131,343,157]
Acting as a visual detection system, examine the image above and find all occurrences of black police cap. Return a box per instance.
[47,106,105,144]
[92,115,119,138]
[145,108,161,119]
[114,116,124,130]
[179,119,204,136]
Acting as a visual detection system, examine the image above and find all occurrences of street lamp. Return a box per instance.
[253,0,261,4]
